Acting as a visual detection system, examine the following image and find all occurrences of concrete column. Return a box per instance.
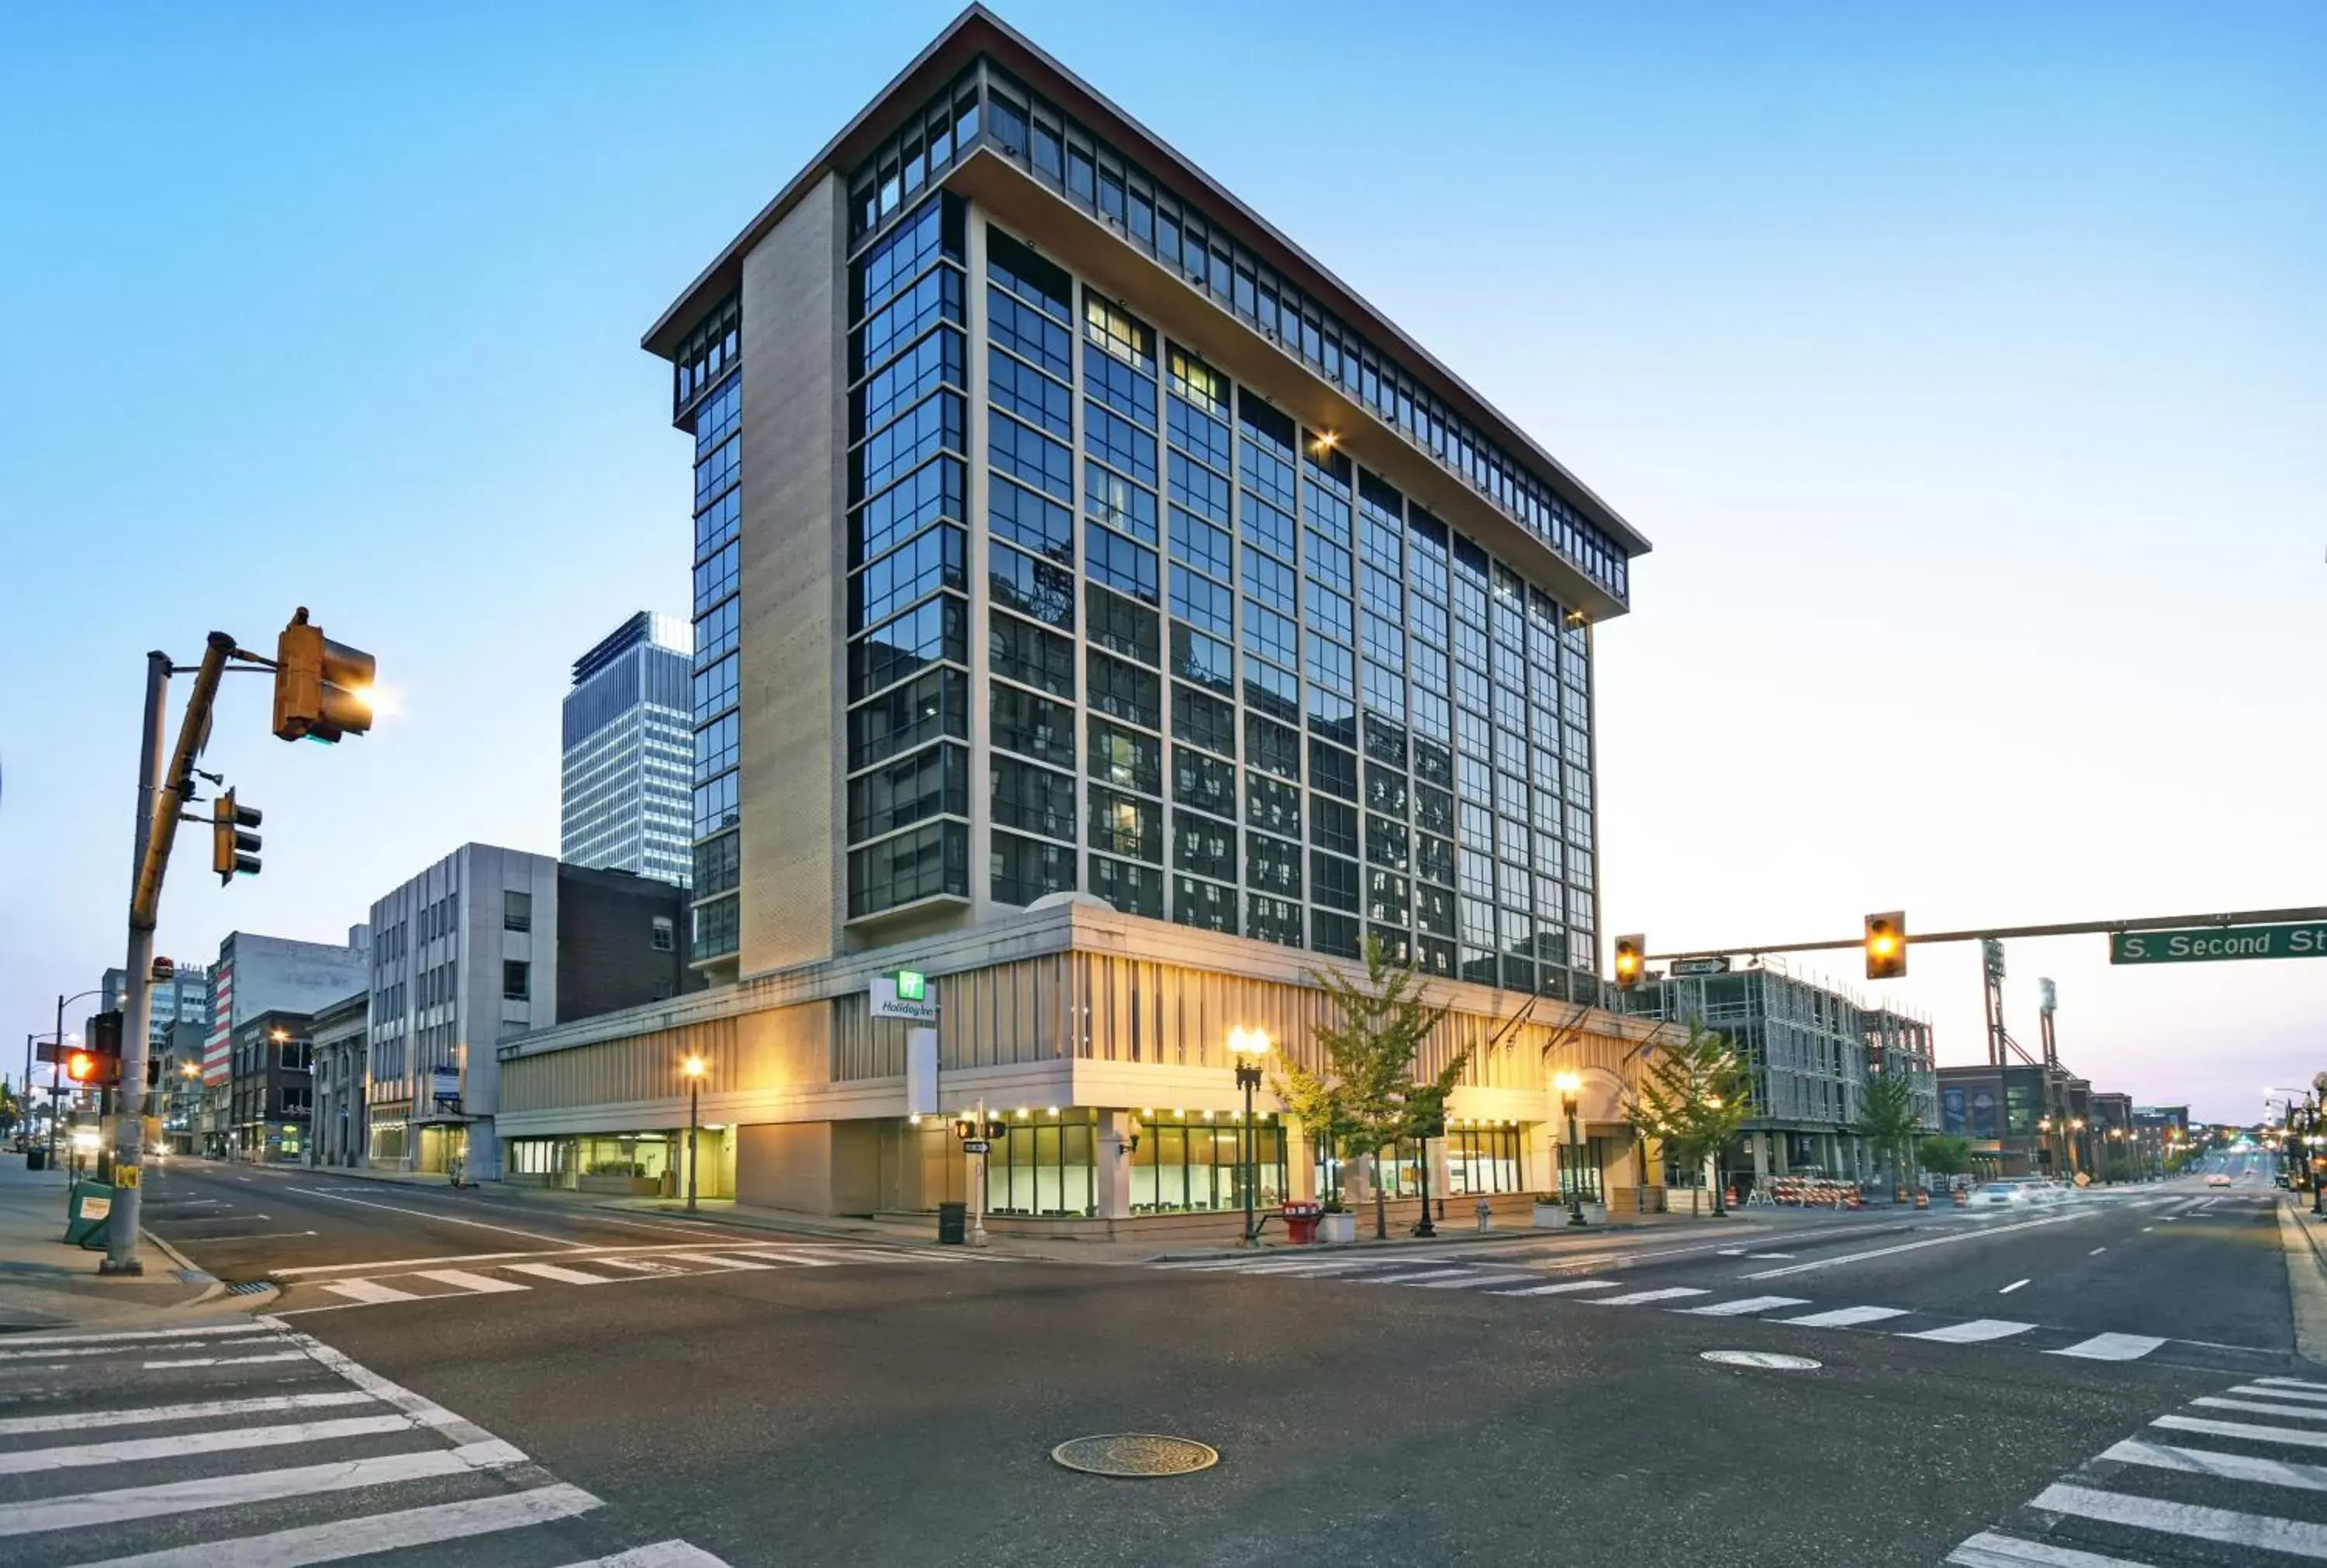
[1284,1119,1316,1201]
[1752,1132,1771,1180]
[1098,1110,1132,1219]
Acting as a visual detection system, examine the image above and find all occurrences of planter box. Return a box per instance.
[1316,1211,1357,1244]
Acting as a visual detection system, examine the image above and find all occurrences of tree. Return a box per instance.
[1277,936,1457,1238]
[1625,1023,1755,1217]
[1918,1135,1971,1181]
[1858,1071,1922,1194]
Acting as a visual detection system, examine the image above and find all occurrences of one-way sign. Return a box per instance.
[1671,956,1732,977]
[962,1138,991,1155]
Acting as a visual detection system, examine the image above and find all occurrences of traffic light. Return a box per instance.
[271,607,377,743]
[1613,934,1645,990]
[65,1051,99,1085]
[986,1119,1008,1141]
[1865,910,1907,980]
[953,1117,977,1140]
[212,789,262,883]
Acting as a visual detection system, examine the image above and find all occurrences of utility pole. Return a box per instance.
[969,1096,989,1248]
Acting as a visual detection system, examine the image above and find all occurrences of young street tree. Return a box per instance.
[1918,1135,1972,1184]
[1858,1070,1923,1196]
[1625,1022,1755,1217]
[1277,936,1458,1238]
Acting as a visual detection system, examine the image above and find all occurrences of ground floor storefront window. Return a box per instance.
[1446,1124,1524,1194]
[368,1110,408,1167]
[1129,1115,1285,1214]
[503,1134,676,1192]
[1557,1138,1608,1204]
[986,1111,1098,1217]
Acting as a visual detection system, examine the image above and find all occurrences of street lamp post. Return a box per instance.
[1228,1027,1270,1247]
[1554,1070,1585,1227]
[681,1055,706,1212]
[46,988,107,1171]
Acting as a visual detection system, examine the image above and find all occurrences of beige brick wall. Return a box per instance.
[735,172,847,976]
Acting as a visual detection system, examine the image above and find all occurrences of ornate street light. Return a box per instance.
[1554,1070,1586,1228]
[1228,1027,1270,1246]
[680,1055,707,1212]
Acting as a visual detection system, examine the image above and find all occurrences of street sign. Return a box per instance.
[2111,922,2327,965]
[962,1138,991,1155]
[1670,956,1731,977]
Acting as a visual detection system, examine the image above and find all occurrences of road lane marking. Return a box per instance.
[320,1280,421,1305]
[1946,1528,2153,1566]
[413,1269,531,1293]
[2153,1414,2327,1450]
[0,1413,414,1474]
[1741,1213,2086,1280]
[2102,1437,2327,1492]
[1999,1280,2030,1294]
[551,1541,733,1568]
[2031,1480,2327,1558]
[1411,1272,1537,1290]
[0,1392,372,1438]
[2049,1334,2166,1362]
[1780,1305,1909,1328]
[1357,1269,1475,1285]
[2234,1383,2327,1404]
[0,1442,521,1536]
[0,1322,275,1348]
[1744,1252,1796,1259]
[1489,1279,1619,1297]
[505,1262,621,1285]
[70,1481,603,1568]
[1682,1296,1810,1317]
[2088,1247,2106,1255]
[284,1186,580,1245]
[2259,1376,2327,1394]
[0,1335,279,1362]
[1900,1318,2036,1344]
[140,1352,306,1369]
[1585,1287,1709,1306]
[2190,1395,2327,1422]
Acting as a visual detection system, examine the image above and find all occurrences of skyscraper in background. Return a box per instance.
[561,612,694,888]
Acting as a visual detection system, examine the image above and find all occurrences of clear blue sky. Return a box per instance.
[2,2,2319,1124]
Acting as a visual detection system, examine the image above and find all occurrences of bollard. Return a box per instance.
[1475,1197,1492,1233]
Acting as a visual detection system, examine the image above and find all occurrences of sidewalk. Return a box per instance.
[283,1156,1914,1266]
[0,1155,232,1330]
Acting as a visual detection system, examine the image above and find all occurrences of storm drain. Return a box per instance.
[1052,1434,1219,1477]
[223,1280,272,1297]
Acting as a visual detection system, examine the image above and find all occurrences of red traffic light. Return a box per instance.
[65,1051,97,1083]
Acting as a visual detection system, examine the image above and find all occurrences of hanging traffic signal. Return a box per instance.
[953,1117,978,1141]
[212,789,263,883]
[65,1051,98,1084]
[1865,910,1908,980]
[1613,934,1645,990]
[985,1119,1008,1141]
[271,607,377,743]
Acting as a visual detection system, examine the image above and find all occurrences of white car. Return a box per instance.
[2207,1173,2232,1188]
[1971,1181,2033,1207]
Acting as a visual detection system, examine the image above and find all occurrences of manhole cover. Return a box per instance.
[1051,1434,1219,1477]
[1701,1349,1820,1370]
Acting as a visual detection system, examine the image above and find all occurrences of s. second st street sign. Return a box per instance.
[2111,922,2327,965]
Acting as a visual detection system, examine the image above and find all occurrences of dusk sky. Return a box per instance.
[2,1,2318,1125]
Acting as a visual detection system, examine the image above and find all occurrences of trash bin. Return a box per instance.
[24,1146,44,1173]
[937,1201,967,1245]
[1281,1200,1323,1245]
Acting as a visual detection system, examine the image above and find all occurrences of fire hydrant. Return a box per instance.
[1475,1197,1492,1232]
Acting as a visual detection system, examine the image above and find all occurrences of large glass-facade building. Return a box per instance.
[562,612,695,888]
[498,9,1675,1233]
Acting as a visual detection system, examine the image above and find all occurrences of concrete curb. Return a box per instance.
[2277,1198,2327,1365]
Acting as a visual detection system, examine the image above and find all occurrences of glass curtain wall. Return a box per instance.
[984,1110,1098,1216]
[679,295,742,962]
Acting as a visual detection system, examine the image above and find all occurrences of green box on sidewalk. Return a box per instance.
[64,1181,115,1249]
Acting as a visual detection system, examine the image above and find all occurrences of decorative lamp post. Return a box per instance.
[681,1054,707,1212]
[1554,1070,1586,1227]
[1227,1027,1271,1246]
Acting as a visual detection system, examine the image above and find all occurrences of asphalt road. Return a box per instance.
[7,1161,2317,1567]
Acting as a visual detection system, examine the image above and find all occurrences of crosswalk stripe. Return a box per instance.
[593,1258,693,1276]
[320,1280,420,1305]
[413,1268,531,1293]
[505,1262,621,1285]
[1409,1273,1537,1290]
[1585,1287,1709,1306]
[1901,1319,2036,1344]
[1682,1296,1811,1317]
[1781,1305,1909,1328]
[2190,1395,2327,1422]
[142,1352,307,1369]
[73,1481,603,1568]
[1945,1528,2156,1566]
[654,1252,776,1272]
[0,1335,280,1363]
[0,1440,520,1537]
[2049,1334,2167,1362]
[2031,1480,2327,1557]
[2235,1383,2327,1404]
[0,1391,372,1438]
[0,1413,415,1475]
[1235,1261,1383,1276]
[552,1540,733,1568]
[0,1322,275,1349]
[727,1249,846,1266]
[1357,1269,1475,1285]
[2152,1414,2327,1450]
[2258,1376,2327,1394]
[1488,1279,1619,1297]
[2101,1437,2327,1492]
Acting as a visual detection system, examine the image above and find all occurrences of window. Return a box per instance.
[1172,876,1236,934]
[849,744,966,841]
[992,830,1076,906]
[991,613,1075,698]
[990,541,1075,629]
[1170,565,1232,637]
[1085,523,1159,604]
[1088,717,1160,794]
[1311,796,1359,857]
[992,685,1076,768]
[652,916,675,952]
[849,820,967,915]
[1172,814,1236,881]
[503,891,531,932]
[1085,585,1159,664]
[1090,786,1163,862]
[992,757,1077,841]
[1310,741,1358,801]
[1311,852,1360,912]
[1090,854,1164,917]
[1247,833,1301,898]
[1170,623,1234,695]
[989,475,1072,564]
[503,961,531,1002]
[1172,746,1236,818]
[850,667,967,770]
[1246,715,1300,781]
[1246,772,1299,837]
[1171,685,1237,758]
[1087,651,1160,728]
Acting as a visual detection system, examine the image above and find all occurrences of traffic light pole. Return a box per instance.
[109,634,234,1276]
